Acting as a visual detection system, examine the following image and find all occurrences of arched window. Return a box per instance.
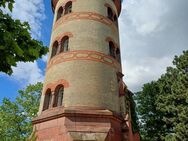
[51,41,58,58]
[64,1,72,15]
[109,41,116,58]
[107,7,113,21]
[56,7,64,21]
[43,89,52,111]
[114,15,118,26]
[116,48,121,62]
[60,36,69,53]
[53,85,64,107]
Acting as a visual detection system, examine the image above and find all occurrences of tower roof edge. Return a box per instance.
[51,0,122,16]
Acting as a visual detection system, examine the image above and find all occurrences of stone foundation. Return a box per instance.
[33,107,124,141]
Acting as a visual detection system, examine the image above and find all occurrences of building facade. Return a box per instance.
[32,0,140,140]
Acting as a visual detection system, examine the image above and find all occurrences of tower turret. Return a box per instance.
[32,0,130,141]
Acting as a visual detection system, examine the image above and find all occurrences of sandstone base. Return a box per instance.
[33,107,125,141]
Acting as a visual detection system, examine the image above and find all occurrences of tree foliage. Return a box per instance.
[135,82,165,141]
[0,0,15,11]
[0,0,48,75]
[156,51,188,140]
[0,82,42,141]
[135,51,188,141]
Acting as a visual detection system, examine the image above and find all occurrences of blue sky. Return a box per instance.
[0,0,188,103]
[0,0,53,102]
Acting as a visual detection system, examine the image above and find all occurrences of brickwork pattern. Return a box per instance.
[47,50,121,71]
[53,12,118,32]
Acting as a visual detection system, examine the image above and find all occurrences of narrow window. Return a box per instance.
[51,41,58,58]
[53,85,64,107]
[57,87,64,106]
[114,15,118,27]
[64,1,72,15]
[109,41,116,58]
[57,7,63,21]
[43,89,52,111]
[116,48,121,62]
[60,36,69,53]
[107,7,113,21]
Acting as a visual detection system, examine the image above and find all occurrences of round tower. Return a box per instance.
[33,0,126,141]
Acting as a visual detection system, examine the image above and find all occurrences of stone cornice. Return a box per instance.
[32,106,124,124]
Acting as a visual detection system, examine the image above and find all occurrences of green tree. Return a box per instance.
[0,82,42,141]
[0,0,15,11]
[0,0,48,75]
[135,82,165,141]
[136,50,188,141]
[156,51,188,140]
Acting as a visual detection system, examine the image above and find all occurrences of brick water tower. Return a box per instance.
[32,0,138,141]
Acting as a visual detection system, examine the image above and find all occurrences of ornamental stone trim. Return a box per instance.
[46,50,121,71]
[53,12,118,32]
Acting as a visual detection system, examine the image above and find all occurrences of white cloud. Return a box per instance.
[123,0,168,35]
[2,0,45,38]
[41,54,49,62]
[1,0,187,92]
[119,0,188,91]
[11,0,45,38]
[1,0,46,86]
[12,62,44,85]
[122,57,172,92]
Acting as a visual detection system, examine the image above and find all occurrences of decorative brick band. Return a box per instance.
[46,50,121,71]
[53,12,118,32]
